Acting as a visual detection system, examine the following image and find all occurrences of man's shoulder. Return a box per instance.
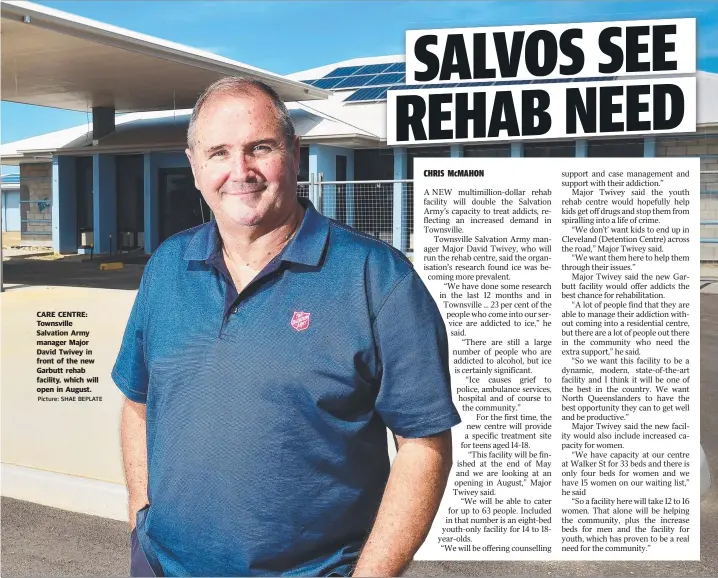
[326,219,414,278]
[323,220,422,318]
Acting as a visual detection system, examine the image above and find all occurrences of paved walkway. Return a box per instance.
[1,498,129,577]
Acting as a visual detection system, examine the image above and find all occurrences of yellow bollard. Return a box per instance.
[99,262,124,271]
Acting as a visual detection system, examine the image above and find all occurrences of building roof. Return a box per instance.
[0,104,382,163]
[0,1,328,113]
[1,174,21,190]
[3,54,717,164]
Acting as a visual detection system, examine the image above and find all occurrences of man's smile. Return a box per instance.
[220,184,266,196]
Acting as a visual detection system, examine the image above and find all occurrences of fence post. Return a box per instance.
[309,173,315,207]
[393,149,407,251]
[317,173,324,213]
[644,137,656,157]
[575,140,588,157]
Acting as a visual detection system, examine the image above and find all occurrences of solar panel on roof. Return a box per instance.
[571,76,613,82]
[312,77,348,89]
[325,66,363,78]
[306,79,331,86]
[345,86,388,102]
[363,73,406,87]
[493,80,531,86]
[384,62,406,73]
[364,86,388,100]
[344,92,363,103]
[416,83,458,89]
[332,75,380,89]
[355,63,392,75]
[342,73,621,103]
[318,63,408,82]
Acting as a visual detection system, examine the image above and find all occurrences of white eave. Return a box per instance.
[1,0,329,112]
[0,105,381,162]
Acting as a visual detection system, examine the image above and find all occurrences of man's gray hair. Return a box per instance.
[187,77,296,151]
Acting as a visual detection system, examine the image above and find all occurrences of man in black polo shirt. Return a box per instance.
[113,77,461,577]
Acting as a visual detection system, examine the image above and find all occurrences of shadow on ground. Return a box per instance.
[2,254,145,291]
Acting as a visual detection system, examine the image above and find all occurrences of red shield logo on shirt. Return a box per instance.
[291,311,311,332]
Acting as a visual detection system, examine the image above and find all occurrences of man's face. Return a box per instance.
[186,89,300,228]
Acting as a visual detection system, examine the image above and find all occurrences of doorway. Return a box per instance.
[76,156,94,246]
[159,168,210,242]
[116,155,144,249]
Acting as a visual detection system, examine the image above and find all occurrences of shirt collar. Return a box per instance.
[183,218,222,262]
[280,197,329,267]
[183,197,329,267]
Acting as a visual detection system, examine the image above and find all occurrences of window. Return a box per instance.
[158,168,210,242]
[116,155,144,242]
[523,141,575,157]
[354,149,394,181]
[587,138,644,157]
[298,147,309,182]
[407,147,451,179]
[463,144,511,157]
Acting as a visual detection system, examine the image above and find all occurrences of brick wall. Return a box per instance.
[19,162,52,242]
[657,133,718,260]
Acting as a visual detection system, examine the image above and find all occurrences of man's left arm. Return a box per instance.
[364,269,461,576]
[352,430,453,577]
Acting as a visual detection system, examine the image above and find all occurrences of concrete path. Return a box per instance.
[1,497,129,577]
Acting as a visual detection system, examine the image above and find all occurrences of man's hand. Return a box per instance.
[121,398,149,531]
[352,430,453,577]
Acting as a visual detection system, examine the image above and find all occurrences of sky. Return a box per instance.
[2,0,717,173]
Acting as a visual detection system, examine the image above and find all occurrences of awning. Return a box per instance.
[1,1,329,113]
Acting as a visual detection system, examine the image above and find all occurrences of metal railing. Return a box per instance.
[302,168,713,260]
[298,178,414,252]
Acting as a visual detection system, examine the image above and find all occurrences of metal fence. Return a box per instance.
[298,178,414,252]
[299,159,716,259]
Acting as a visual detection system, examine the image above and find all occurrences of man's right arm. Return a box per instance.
[121,397,149,531]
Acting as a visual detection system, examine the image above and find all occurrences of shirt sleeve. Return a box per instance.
[111,269,151,403]
[373,270,461,437]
